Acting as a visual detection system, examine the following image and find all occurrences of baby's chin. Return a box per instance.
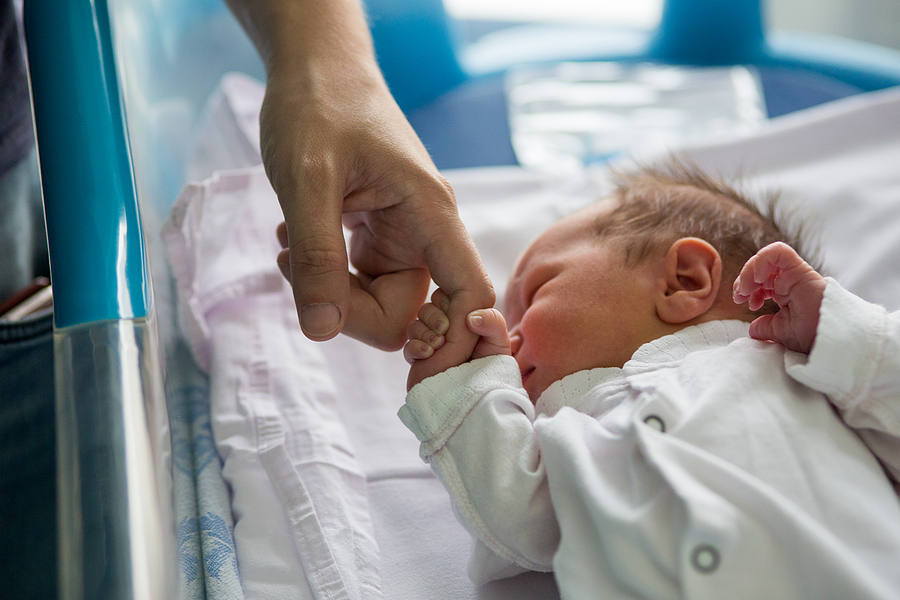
[524,363,587,404]
[523,375,548,405]
[524,362,588,404]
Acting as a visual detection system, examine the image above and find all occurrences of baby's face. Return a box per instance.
[504,199,662,402]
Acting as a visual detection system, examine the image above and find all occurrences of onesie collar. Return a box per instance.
[535,320,750,416]
[627,319,750,369]
[536,365,622,416]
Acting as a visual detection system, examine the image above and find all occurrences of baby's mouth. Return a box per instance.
[520,367,535,385]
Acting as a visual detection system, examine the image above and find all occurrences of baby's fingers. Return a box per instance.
[404,306,448,363]
[467,309,512,359]
[734,254,773,299]
[430,287,451,314]
[733,274,770,309]
[743,288,771,312]
[417,301,449,336]
[403,338,435,363]
[734,243,798,306]
[403,319,444,363]
[407,318,445,350]
[748,314,777,344]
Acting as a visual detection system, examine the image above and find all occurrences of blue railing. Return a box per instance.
[25,0,149,329]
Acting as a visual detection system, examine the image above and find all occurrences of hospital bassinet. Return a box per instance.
[21,0,900,597]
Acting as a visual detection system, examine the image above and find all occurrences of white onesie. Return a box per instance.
[401,278,900,600]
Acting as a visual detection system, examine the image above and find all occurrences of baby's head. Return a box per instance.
[505,157,820,401]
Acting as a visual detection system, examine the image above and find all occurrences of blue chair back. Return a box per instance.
[367,0,468,113]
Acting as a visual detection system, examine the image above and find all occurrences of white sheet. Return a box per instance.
[163,74,900,599]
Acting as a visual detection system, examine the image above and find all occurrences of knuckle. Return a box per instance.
[434,173,456,202]
[267,144,338,201]
[409,171,458,214]
[475,274,498,307]
[410,318,428,338]
[376,328,409,352]
[290,243,346,278]
[418,303,433,320]
[295,153,338,193]
[348,323,408,353]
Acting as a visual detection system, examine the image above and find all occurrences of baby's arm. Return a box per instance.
[733,242,827,354]
[405,288,511,389]
[402,289,556,579]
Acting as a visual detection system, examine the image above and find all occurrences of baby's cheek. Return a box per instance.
[520,312,567,362]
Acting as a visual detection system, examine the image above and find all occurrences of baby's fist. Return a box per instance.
[405,289,512,391]
[733,242,826,354]
[404,290,450,364]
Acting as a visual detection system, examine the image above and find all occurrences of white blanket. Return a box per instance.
[163,74,900,599]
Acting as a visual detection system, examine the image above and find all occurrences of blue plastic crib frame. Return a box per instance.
[22,0,900,597]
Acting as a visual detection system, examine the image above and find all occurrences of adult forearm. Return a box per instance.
[223,0,379,78]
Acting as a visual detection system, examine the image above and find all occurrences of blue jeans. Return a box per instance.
[0,312,56,599]
[0,149,46,303]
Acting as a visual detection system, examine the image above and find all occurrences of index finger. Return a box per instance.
[425,211,496,311]
[423,209,497,370]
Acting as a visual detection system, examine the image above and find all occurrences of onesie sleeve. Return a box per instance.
[786,277,900,483]
[399,355,559,583]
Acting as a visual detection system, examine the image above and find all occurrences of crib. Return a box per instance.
[22,0,900,598]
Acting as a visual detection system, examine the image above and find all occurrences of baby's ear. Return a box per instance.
[656,238,722,324]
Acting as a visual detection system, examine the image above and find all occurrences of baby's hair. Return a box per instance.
[601,156,823,315]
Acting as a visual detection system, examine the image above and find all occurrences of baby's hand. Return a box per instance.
[733,242,827,354]
[405,288,511,390]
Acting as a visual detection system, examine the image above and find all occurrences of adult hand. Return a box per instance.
[226,0,495,355]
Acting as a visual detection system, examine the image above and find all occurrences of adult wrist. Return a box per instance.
[227,0,378,79]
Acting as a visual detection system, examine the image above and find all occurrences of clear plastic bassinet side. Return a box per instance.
[53,318,170,600]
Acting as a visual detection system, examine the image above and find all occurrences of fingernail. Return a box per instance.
[300,303,341,338]
[468,311,485,328]
[433,318,449,335]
